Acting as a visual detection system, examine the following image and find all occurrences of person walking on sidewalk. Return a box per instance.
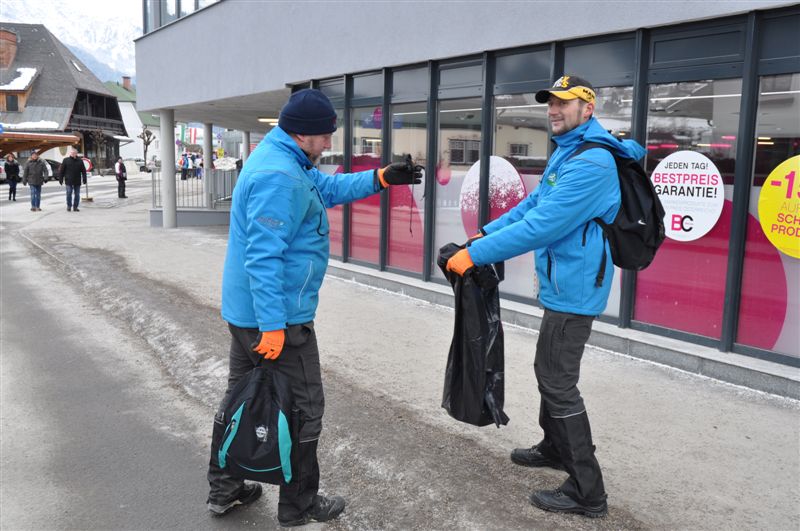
[114,157,128,198]
[446,74,646,519]
[22,152,48,211]
[207,88,422,526]
[5,153,21,201]
[59,148,87,212]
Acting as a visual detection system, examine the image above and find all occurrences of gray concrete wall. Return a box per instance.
[136,0,794,111]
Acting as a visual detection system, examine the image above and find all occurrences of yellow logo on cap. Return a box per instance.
[559,75,570,88]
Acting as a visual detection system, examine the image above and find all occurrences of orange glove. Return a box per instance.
[252,330,285,360]
[446,248,475,276]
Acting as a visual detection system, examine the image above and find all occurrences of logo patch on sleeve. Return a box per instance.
[257,216,285,228]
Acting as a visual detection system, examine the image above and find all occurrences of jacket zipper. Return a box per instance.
[298,261,314,308]
[548,249,560,295]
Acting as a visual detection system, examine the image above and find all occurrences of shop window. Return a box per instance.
[635,78,743,339]
[388,101,427,273]
[349,105,383,264]
[319,108,345,258]
[737,73,800,358]
[432,98,482,279]
[6,94,19,112]
[491,92,547,300]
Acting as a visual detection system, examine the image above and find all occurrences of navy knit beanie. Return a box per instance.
[278,89,338,135]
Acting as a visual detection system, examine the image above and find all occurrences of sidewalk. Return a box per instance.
[3,172,799,529]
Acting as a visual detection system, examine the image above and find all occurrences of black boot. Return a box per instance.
[279,495,346,527]
[530,488,607,518]
[510,441,564,470]
[547,412,606,506]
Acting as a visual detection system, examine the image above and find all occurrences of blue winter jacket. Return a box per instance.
[468,117,646,316]
[221,127,379,331]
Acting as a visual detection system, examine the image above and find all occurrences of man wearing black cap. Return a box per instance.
[446,75,645,518]
[207,88,422,526]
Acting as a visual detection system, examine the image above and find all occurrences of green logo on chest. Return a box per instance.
[545,172,558,186]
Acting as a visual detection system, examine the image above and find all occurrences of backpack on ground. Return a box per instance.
[570,142,666,286]
[214,363,296,484]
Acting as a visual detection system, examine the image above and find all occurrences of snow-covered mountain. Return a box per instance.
[0,0,140,81]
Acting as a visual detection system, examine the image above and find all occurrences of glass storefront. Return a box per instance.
[349,106,383,264]
[432,98,482,279]
[636,79,742,339]
[388,102,427,273]
[491,93,546,299]
[319,109,345,258]
[737,73,800,358]
[155,3,797,364]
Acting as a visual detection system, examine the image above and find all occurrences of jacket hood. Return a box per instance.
[266,126,314,168]
[554,117,646,161]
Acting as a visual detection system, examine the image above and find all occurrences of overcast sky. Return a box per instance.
[1,0,141,74]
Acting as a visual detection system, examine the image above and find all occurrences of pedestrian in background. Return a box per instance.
[22,151,47,212]
[446,75,646,519]
[4,153,21,201]
[59,147,87,212]
[179,153,189,180]
[207,88,422,526]
[115,157,128,198]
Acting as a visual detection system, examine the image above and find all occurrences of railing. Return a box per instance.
[151,168,239,210]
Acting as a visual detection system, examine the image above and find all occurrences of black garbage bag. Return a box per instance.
[437,242,510,428]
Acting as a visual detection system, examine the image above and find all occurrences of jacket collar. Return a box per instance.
[552,117,596,149]
[267,126,314,169]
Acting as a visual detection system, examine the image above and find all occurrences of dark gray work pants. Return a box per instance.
[207,322,324,522]
[534,309,606,505]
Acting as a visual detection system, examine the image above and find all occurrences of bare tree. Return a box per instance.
[90,129,108,171]
[138,127,155,162]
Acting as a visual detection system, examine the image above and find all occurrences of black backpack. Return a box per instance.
[570,142,666,286]
[214,363,296,484]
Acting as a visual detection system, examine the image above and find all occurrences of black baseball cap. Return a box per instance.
[535,75,596,104]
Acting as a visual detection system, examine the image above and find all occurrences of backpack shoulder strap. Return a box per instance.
[569,141,611,160]
[568,141,616,288]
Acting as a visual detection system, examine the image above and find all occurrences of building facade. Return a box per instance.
[137,0,800,366]
[0,23,128,170]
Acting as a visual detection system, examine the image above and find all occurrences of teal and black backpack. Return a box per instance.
[215,363,296,484]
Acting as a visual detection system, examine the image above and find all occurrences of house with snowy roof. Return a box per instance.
[104,77,161,162]
[0,23,129,169]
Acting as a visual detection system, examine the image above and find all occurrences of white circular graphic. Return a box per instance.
[650,151,724,241]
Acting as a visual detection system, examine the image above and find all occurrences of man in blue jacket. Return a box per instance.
[446,75,645,518]
[207,89,422,526]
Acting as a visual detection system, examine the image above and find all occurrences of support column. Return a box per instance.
[203,122,213,205]
[160,109,177,229]
[242,131,251,162]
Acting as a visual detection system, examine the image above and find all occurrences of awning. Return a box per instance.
[0,131,81,157]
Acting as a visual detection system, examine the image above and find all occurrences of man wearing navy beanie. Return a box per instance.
[207,88,423,526]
